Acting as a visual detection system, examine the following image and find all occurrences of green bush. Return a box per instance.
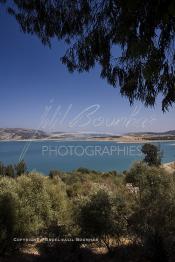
[0,161,5,176]
[1,163,175,260]
[49,169,63,179]
[5,165,15,177]
[0,173,69,254]
[129,164,175,261]
[15,160,27,176]
[141,143,162,166]
[76,167,91,174]
[76,189,130,251]
[0,160,27,177]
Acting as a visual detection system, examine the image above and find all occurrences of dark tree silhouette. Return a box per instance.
[5,164,15,177]
[15,160,27,176]
[141,143,162,166]
[1,0,175,111]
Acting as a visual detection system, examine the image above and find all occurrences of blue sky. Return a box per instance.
[0,8,175,134]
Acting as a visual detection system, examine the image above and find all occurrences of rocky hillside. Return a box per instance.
[0,128,48,140]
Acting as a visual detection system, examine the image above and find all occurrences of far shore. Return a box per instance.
[1,137,175,143]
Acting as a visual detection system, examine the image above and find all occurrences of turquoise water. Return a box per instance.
[0,141,175,175]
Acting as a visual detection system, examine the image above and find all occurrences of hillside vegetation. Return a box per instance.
[0,162,175,262]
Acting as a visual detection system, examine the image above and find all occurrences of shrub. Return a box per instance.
[129,166,175,261]
[15,160,27,176]
[0,173,69,254]
[76,190,130,251]
[0,161,5,176]
[76,167,91,174]
[49,170,62,179]
[5,165,15,177]
[141,143,162,166]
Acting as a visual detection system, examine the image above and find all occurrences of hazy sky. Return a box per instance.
[0,8,175,134]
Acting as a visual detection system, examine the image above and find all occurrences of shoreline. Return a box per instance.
[0,138,175,143]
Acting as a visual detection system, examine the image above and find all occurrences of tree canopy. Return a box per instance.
[1,0,175,111]
[141,143,162,166]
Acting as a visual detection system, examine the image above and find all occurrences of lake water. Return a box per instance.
[0,140,175,175]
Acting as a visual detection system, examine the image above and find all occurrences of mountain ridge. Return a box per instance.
[0,128,175,141]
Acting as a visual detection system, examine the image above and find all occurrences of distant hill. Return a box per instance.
[0,128,175,141]
[0,129,115,141]
[127,130,175,136]
[0,128,48,140]
[126,130,175,141]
